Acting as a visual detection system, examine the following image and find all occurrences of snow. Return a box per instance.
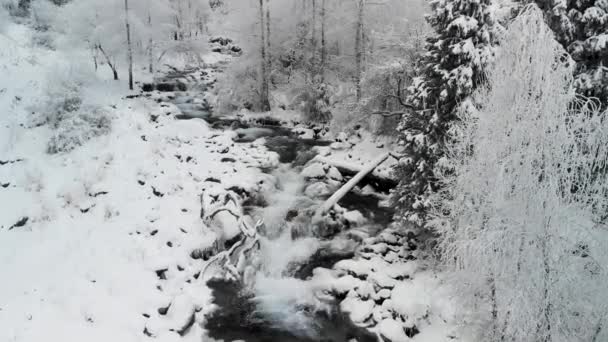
[301,162,327,179]
[343,210,366,225]
[340,295,375,324]
[377,318,410,342]
[2,11,470,342]
[304,181,332,198]
[0,22,281,342]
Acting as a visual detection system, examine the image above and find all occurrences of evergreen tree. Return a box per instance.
[393,0,497,226]
[536,0,608,105]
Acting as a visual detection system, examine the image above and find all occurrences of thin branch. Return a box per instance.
[371,111,408,117]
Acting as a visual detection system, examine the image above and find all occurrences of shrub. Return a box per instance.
[32,64,112,154]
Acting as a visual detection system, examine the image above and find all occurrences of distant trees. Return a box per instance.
[214,0,427,118]
[392,0,498,226]
[431,6,608,341]
[38,0,207,85]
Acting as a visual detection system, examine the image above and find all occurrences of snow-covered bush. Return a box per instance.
[0,0,16,28]
[430,6,608,341]
[33,64,112,154]
[215,61,260,113]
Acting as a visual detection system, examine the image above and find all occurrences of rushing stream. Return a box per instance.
[158,64,394,342]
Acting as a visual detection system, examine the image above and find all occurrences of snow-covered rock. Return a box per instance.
[344,210,366,226]
[301,162,327,179]
[340,295,375,324]
[304,182,332,198]
[326,166,343,181]
[376,318,409,342]
[388,281,430,322]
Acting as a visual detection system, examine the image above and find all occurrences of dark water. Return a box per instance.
[205,279,377,342]
[340,191,394,227]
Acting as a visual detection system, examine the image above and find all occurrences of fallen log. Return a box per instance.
[312,155,398,190]
[315,152,392,218]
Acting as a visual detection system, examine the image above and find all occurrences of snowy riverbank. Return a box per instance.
[1,23,467,342]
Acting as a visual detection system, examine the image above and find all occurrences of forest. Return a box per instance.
[0,0,607,341]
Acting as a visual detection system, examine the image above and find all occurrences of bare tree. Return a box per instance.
[266,0,271,77]
[258,0,270,111]
[96,44,119,80]
[320,0,326,78]
[355,0,365,102]
[124,0,134,90]
[148,12,153,74]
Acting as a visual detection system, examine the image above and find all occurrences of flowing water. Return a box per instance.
[161,66,393,342]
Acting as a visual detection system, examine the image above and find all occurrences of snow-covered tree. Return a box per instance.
[536,0,608,106]
[392,0,498,226]
[431,6,608,341]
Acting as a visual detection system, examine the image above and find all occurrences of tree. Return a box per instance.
[354,0,364,102]
[258,0,271,111]
[535,0,608,106]
[320,0,326,78]
[124,0,134,90]
[431,6,608,341]
[392,0,498,226]
[266,0,271,78]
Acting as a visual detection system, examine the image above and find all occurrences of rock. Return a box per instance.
[388,281,430,321]
[336,132,348,142]
[372,306,391,323]
[8,217,29,230]
[340,295,375,324]
[344,210,366,226]
[377,318,409,342]
[301,162,326,179]
[330,142,350,150]
[315,146,332,156]
[327,166,343,181]
[293,127,314,139]
[356,282,376,300]
[368,272,397,289]
[376,289,392,300]
[383,251,399,263]
[304,182,331,198]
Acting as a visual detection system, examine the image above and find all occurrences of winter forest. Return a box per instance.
[1,0,607,341]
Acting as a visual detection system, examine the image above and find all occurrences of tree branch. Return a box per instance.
[371,111,408,117]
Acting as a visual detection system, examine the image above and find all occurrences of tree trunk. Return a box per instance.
[320,0,326,79]
[538,234,553,342]
[355,0,364,102]
[148,12,154,74]
[92,47,98,71]
[311,0,317,69]
[258,0,270,111]
[266,0,271,81]
[124,0,134,90]
[97,44,119,80]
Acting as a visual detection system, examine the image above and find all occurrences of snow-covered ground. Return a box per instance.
[0,23,278,342]
[1,20,467,342]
